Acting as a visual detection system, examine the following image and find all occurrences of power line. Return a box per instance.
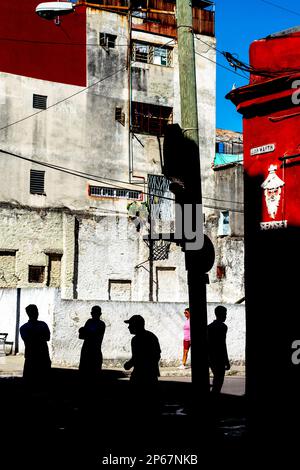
[0,147,176,201]
[195,51,249,79]
[194,34,224,56]
[258,0,300,16]
[0,37,175,134]
[0,36,175,48]
[0,67,127,133]
[196,31,300,78]
[195,34,253,71]
[0,147,244,210]
[0,37,129,47]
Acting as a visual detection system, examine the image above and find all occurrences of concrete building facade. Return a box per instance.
[0,0,218,303]
[0,1,246,362]
[205,128,244,304]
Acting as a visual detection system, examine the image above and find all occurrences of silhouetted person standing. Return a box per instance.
[124,315,161,384]
[79,305,106,379]
[124,315,161,417]
[20,304,51,385]
[207,306,230,394]
[178,307,191,369]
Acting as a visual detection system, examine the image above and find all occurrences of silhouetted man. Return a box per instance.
[78,305,106,379]
[207,305,230,394]
[124,315,161,417]
[20,304,51,385]
[124,315,161,384]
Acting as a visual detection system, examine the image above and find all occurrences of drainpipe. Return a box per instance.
[14,288,21,354]
[128,1,133,183]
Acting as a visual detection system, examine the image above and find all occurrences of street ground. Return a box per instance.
[0,354,245,379]
[0,355,247,467]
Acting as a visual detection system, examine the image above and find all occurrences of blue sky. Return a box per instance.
[215,0,300,132]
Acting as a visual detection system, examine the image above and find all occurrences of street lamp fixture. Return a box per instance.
[35,2,75,24]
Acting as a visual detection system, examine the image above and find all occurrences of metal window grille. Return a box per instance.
[131,101,173,136]
[28,266,45,283]
[115,107,125,126]
[147,174,174,221]
[33,94,47,110]
[30,169,45,195]
[89,185,142,200]
[132,42,172,67]
[100,33,117,49]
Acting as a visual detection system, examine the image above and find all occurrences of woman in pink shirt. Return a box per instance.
[179,308,190,369]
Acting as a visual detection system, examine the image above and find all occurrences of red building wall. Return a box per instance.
[0,1,86,86]
[227,29,300,430]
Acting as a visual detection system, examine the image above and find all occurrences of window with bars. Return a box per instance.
[30,170,45,195]
[100,33,117,49]
[33,94,47,110]
[89,185,142,200]
[132,41,172,67]
[131,101,173,136]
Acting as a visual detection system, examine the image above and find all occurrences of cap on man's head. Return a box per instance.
[124,315,145,327]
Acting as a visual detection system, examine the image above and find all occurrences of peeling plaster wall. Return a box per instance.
[205,161,244,303]
[0,207,65,288]
[76,215,189,301]
[0,206,189,302]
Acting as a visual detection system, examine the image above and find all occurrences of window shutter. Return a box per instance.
[30,169,45,195]
[33,94,47,110]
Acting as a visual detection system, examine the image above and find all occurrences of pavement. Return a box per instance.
[0,354,248,466]
[0,354,245,379]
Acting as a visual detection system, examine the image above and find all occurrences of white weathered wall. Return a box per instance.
[52,298,245,367]
[0,288,55,355]
[0,288,245,365]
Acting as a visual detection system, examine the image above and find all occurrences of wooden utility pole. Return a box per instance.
[176,0,210,400]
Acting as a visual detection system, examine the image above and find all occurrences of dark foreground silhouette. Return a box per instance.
[0,369,247,467]
[124,315,161,416]
[19,304,51,386]
[78,305,106,380]
[208,305,230,395]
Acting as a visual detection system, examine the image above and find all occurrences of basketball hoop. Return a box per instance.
[144,238,171,261]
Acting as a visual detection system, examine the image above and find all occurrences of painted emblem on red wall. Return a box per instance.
[261,165,285,219]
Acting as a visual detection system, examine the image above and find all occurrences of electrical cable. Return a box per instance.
[0,67,127,133]
[196,31,300,78]
[258,0,300,17]
[0,36,175,48]
[0,29,244,208]
[195,51,249,79]
[0,147,244,210]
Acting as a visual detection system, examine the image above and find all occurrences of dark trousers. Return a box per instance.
[210,364,225,394]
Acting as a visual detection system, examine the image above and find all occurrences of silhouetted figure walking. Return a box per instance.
[78,306,106,379]
[20,304,51,385]
[207,305,230,395]
[124,315,161,384]
[124,315,161,417]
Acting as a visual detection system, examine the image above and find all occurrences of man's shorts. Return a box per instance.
[183,340,191,350]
